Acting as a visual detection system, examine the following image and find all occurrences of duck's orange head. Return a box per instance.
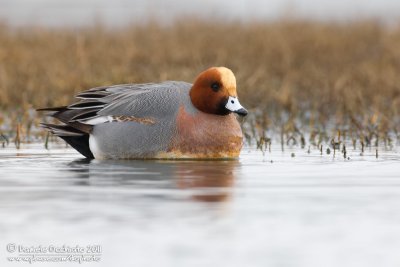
[189,67,248,116]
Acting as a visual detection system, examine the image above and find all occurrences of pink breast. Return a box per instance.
[168,106,243,158]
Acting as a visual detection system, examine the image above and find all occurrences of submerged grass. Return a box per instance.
[0,19,400,150]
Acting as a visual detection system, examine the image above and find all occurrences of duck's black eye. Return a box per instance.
[210,82,221,92]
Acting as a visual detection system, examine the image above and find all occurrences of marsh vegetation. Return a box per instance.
[0,19,399,151]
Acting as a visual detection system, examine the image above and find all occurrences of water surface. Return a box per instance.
[0,144,400,266]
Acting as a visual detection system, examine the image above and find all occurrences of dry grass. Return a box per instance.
[0,19,400,148]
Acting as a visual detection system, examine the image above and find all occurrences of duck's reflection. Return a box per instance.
[67,159,238,203]
[175,161,236,202]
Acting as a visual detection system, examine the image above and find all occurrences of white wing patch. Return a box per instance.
[83,116,113,125]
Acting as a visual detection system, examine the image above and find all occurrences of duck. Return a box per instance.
[38,67,248,159]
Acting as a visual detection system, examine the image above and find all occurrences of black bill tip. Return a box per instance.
[234,108,248,117]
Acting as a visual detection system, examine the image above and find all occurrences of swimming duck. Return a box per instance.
[39,67,248,159]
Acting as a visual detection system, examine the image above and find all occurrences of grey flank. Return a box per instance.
[89,81,198,159]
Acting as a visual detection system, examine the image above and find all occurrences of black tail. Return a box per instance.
[59,135,94,159]
[38,106,95,159]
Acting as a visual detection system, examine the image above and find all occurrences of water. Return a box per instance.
[1,143,400,266]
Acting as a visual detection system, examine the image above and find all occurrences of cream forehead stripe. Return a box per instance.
[215,67,236,89]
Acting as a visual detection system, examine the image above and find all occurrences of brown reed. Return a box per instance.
[0,19,399,148]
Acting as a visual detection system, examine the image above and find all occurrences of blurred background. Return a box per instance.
[0,0,400,145]
[2,0,400,27]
